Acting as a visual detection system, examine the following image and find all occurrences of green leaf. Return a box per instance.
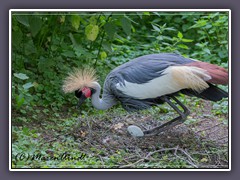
[61,50,76,58]
[59,15,65,23]
[51,45,58,51]
[177,44,189,49]
[22,127,29,135]
[15,15,29,27]
[89,16,97,25]
[181,38,193,43]
[16,95,25,108]
[200,157,208,163]
[121,17,131,36]
[190,20,207,29]
[69,33,77,46]
[29,16,42,37]
[153,12,161,17]
[103,12,112,18]
[164,27,176,31]
[174,17,182,23]
[102,42,112,53]
[143,12,150,16]
[177,31,183,39]
[205,24,212,29]
[85,24,99,41]
[14,73,29,80]
[104,22,116,39]
[71,15,81,30]
[218,51,227,58]
[23,82,34,90]
[152,24,160,32]
[24,40,36,55]
[100,51,107,60]
[203,48,211,54]
[182,24,189,32]
[73,46,94,58]
[12,29,23,47]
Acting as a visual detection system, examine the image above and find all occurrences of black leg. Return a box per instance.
[143,96,190,136]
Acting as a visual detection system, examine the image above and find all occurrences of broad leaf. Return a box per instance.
[16,95,25,108]
[164,27,176,31]
[190,20,207,29]
[61,50,76,58]
[15,15,29,27]
[23,82,34,90]
[177,31,183,39]
[89,16,97,25]
[121,17,131,36]
[152,24,160,32]
[203,48,211,54]
[24,40,36,55]
[14,73,29,80]
[85,24,99,41]
[100,51,107,60]
[177,44,189,49]
[102,42,112,53]
[29,16,42,37]
[143,12,150,16]
[181,38,193,43]
[12,29,23,47]
[71,15,81,30]
[104,22,116,39]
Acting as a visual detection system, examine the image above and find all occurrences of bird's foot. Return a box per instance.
[142,116,183,136]
[127,95,190,137]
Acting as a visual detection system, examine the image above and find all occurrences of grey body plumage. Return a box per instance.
[102,53,226,111]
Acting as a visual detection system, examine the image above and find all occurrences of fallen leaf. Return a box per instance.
[112,123,124,130]
[80,130,86,137]
[200,157,208,163]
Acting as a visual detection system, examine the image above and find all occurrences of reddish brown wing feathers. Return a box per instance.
[185,61,228,85]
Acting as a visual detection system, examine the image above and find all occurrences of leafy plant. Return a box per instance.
[11,11,229,120]
[12,73,34,109]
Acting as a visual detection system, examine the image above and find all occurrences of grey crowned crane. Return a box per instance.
[62,53,228,137]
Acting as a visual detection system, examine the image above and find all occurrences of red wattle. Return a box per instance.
[82,87,92,98]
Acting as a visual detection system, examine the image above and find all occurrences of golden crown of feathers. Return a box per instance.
[62,67,97,93]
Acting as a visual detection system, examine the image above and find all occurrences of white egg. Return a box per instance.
[127,125,144,137]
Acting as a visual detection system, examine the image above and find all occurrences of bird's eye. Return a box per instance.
[90,88,96,94]
[75,90,82,98]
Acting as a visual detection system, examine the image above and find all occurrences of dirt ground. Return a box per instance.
[69,101,229,168]
[12,99,228,168]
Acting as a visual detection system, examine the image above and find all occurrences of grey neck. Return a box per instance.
[91,82,117,110]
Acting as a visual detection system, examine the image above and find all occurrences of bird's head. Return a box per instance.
[74,87,96,106]
[62,67,97,106]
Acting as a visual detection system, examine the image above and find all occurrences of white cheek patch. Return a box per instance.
[115,66,211,99]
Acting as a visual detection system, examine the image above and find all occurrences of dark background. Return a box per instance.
[1,0,239,179]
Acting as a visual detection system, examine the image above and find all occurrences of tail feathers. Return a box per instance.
[181,83,228,102]
[185,61,228,85]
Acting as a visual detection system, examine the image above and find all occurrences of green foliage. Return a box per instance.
[12,12,229,115]
[212,99,228,116]
[12,73,35,109]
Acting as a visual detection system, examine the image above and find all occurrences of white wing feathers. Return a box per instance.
[115,66,211,99]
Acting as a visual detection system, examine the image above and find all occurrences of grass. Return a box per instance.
[11,96,229,169]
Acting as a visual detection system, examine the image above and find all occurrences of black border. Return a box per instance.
[1,0,240,179]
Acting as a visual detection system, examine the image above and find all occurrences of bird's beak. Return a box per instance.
[77,95,87,107]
